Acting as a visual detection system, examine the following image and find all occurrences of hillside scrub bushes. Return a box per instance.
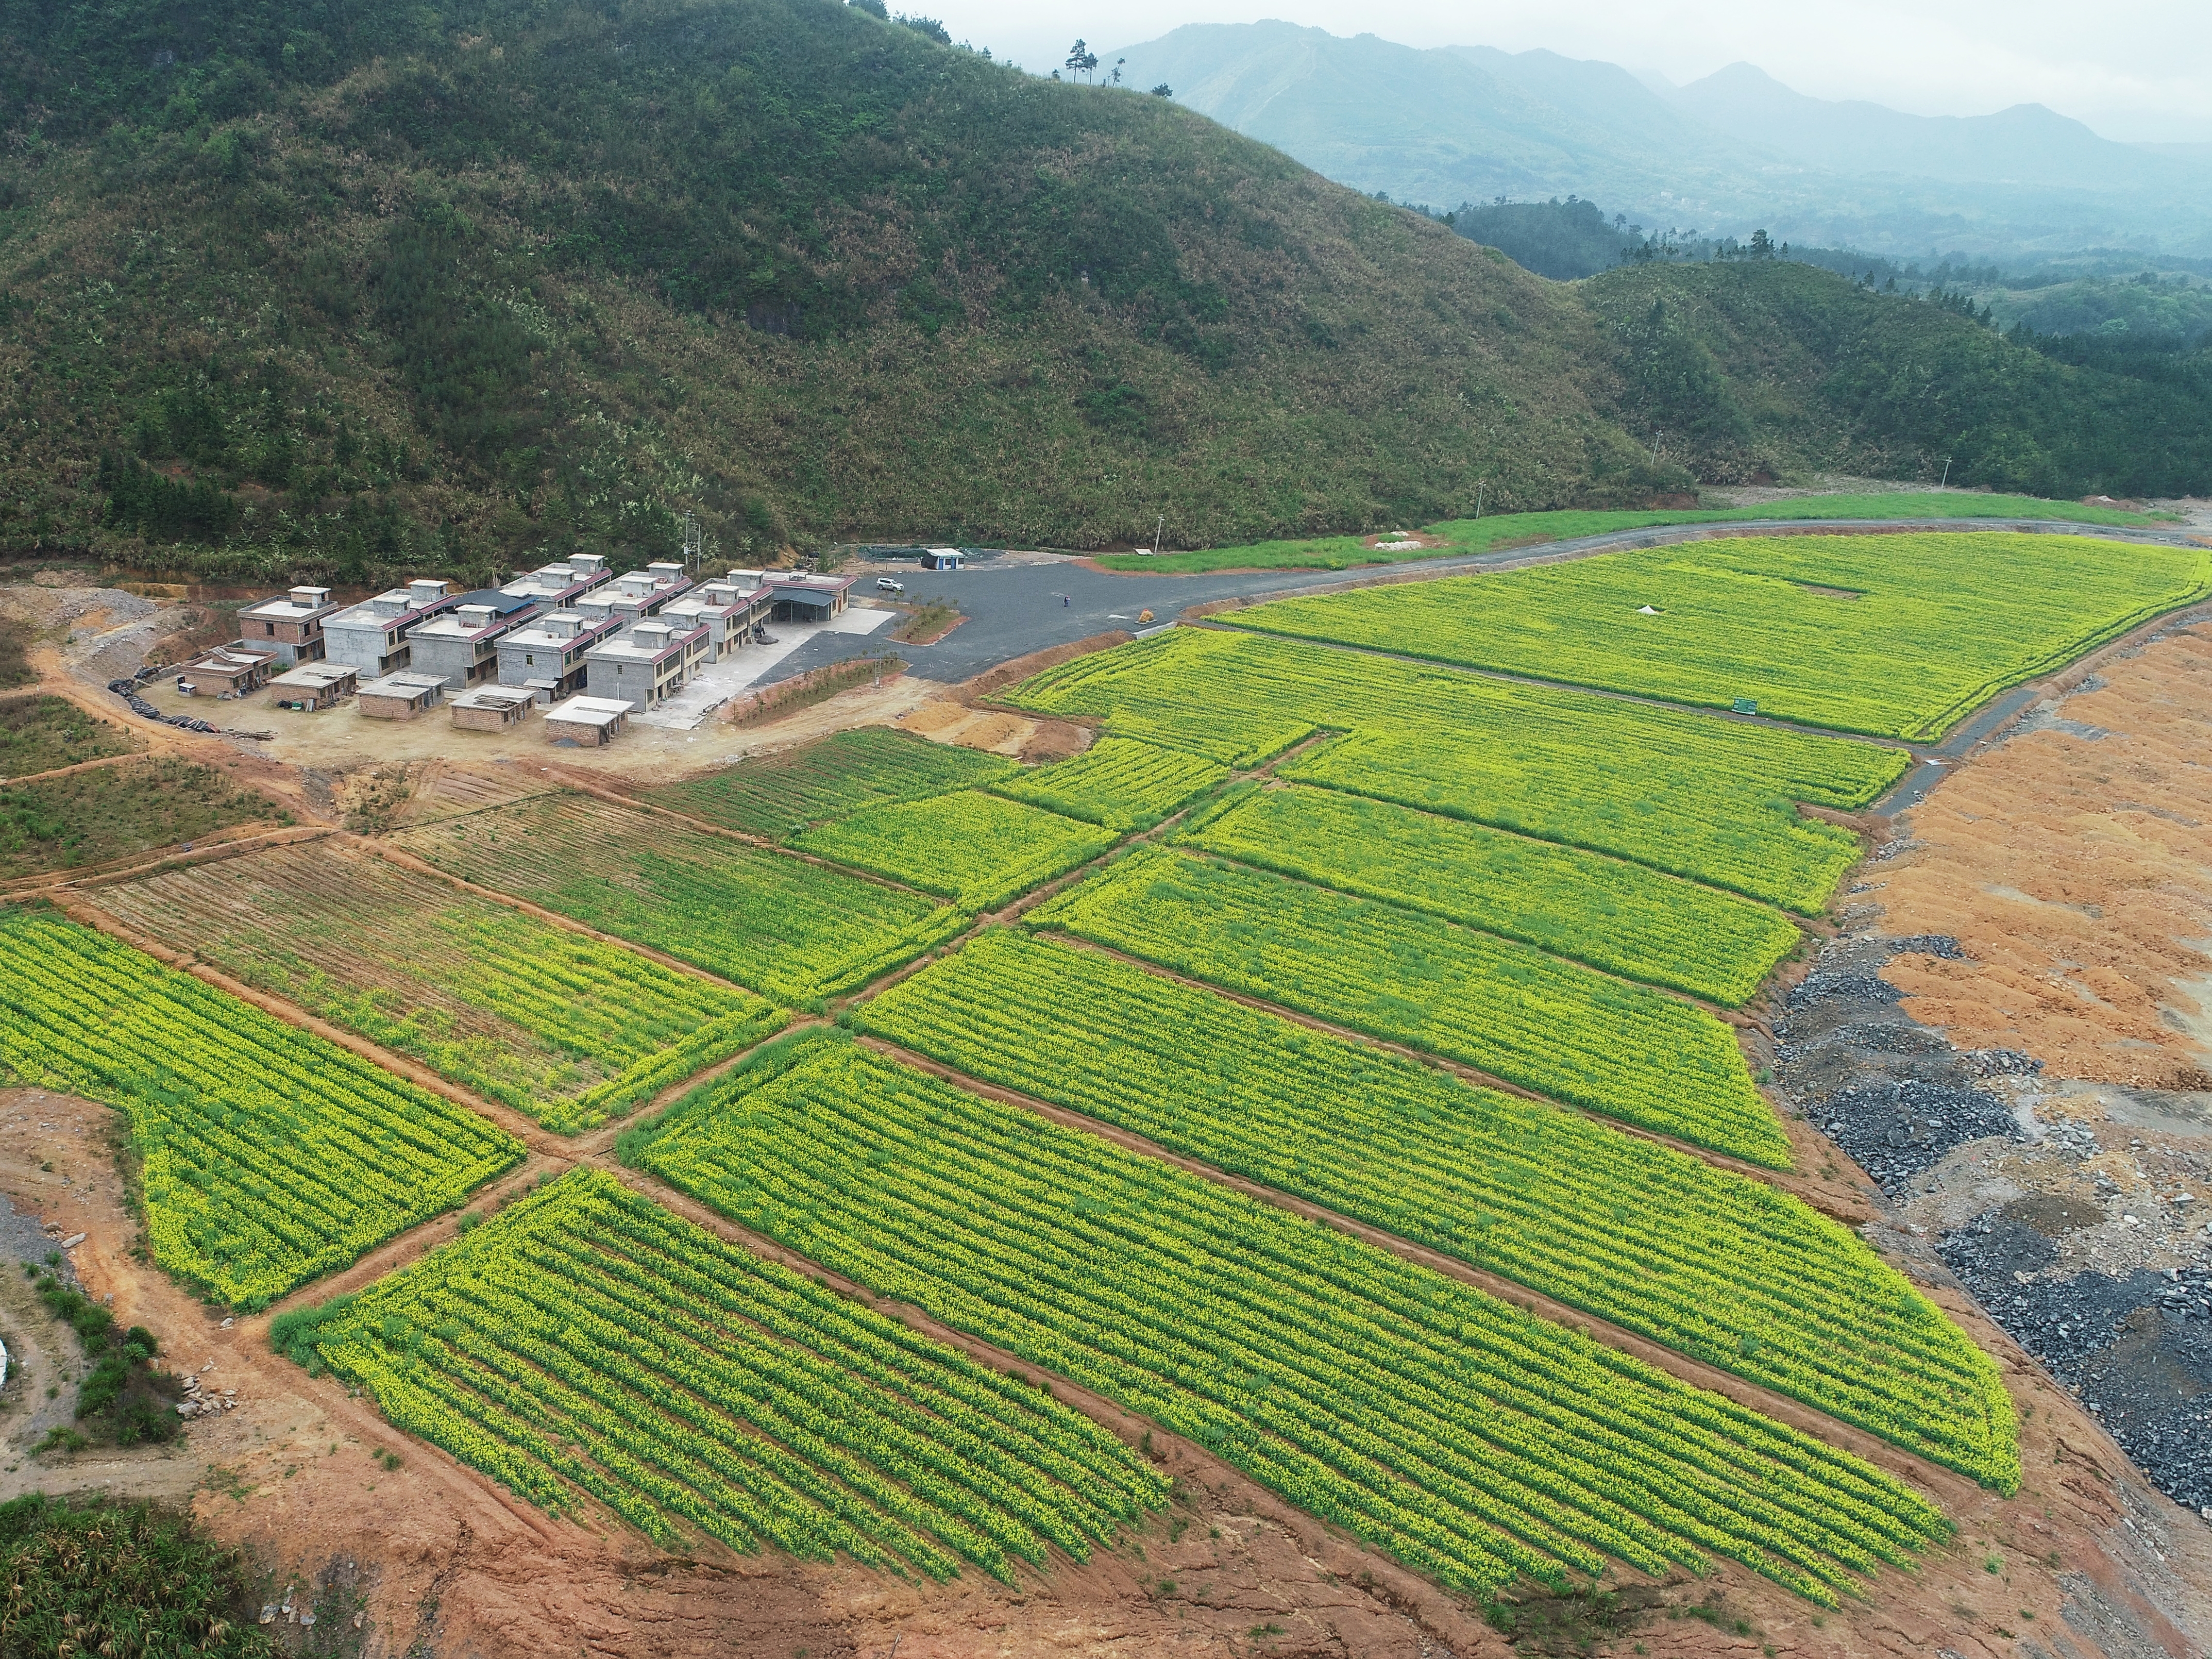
[0,1494,275,1657]
[0,0,1681,575]
[1584,262,2212,497]
[25,1260,181,1450]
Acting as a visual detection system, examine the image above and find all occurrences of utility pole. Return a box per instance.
[1475,480,1485,518]
[1154,512,1164,554]
[681,510,702,574]
[1649,430,1663,467]
[1939,456,1953,489]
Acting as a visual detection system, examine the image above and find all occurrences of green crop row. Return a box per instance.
[1086,493,2169,576]
[644,727,1018,840]
[1181,783,1800,1007]
[276,1169,1163,1576]
[0,910,522,1309]
[1225,533,2211,741]
[96,845,786,1134]
[859,930,2019,1489]
[795,790,1117,912]
[1006,628,1906,912]
[632,1032,1951,1604]
[1028,848,1793,1167]
[990,738,1229,832]
[392,793,969,1004]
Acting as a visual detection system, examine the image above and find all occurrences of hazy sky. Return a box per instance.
[939,1,2212,143]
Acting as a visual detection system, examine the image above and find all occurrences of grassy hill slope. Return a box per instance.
[0,0,1672,582]
[0,0,2204,582]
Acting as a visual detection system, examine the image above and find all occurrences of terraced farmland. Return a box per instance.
[0,909,522,1308]
[391,792,968,1004]
[633,1032,1951,1603]
[645,727,1018,839]
[1182,783,1801,1006]
[95,844,786,1133]
[276,1169,1164,1575]
[1225,532,2211,740]
[42,520,2132,1630]
[1031,848,1793,1166]
[794,790,1117,911]
[991,737,1228,831]
[1006,627,1907,911]
[860,929,2018,1488]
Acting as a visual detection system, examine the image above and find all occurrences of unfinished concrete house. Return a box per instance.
[661,576,772,658]
[544,694,630,745]
[496,609,624,699]
[234,585,340,666]
[268,663,358,710]
[356,672,448,720]
[450,685,535,730]
[176,644,280,698]
[501,554,613,608]
[324,579,460,677]
[584,618,711,711]
[573,562,694,629]
[407,591,544,690]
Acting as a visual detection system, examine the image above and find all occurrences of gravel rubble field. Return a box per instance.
[1779,931,2212,1520]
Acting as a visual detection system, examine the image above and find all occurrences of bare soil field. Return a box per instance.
[1873,624,2212,1087]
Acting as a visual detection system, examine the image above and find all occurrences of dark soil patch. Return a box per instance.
[1945,1230,2212,1511]
[1777,934,2020,1191]
[2005,1192,2105,1236]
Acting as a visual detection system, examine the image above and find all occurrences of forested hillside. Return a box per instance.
[0,0,2203,583]
[1584,262,2212,496]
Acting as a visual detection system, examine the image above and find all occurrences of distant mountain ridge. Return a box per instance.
[1108,23,2212,258]
[1671,61,2180,193]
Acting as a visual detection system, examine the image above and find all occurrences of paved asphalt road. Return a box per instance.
[762,556,1363,688]
[761,516,2209,691]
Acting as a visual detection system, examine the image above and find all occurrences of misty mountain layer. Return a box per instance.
[1109,24,2212,259]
